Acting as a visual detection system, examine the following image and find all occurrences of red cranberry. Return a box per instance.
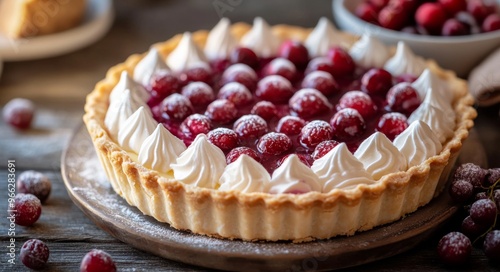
[257,132,293,155]
[181,82,215,107]
[305,57,337,77]
[337,91,377,120]
[255,75,295,104]
[326,47,355,78]
[482,14,500,32]
[415,3,448,34]
[233,114,268,139]
[376,112,408,140]
[276,116,306,136]
[251,101,278,121]
[301,71,339,96]
[330,108,366,141]
[442,18,469,36]
[80,249,117,272]
[277,153,313,168]
[439,0,467,16]
[230,47,259,69]
[379,6,409,30]
[312,140,341,160]
[211,58,231,74]
[161,93,194,121]
[221,64,258,91]
[205,99,238,124]
[14,193,42,226]
[369,0,390,11]
[2,98,35,130]
[278,40,309,69]
[468,0,497,23]
[356,2,379,24]
[389,0,419,13]
[361,68,393,96]
[20,239,49,270]
[148,70,180,99]
[263,58,297,82]
[456,11,482,33]
[207,128,239,151]
[218,82,253,107]
[437,232,472,265]
[226,147,261,164]
[179,64,213,85]
[289,88,332,119]
[299,120,333,149]
[17,171,51,203]
[180,114,212,138]
[395,73,418,83]
[386,82,420,115]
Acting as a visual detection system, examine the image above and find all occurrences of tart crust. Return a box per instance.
[83,23,476,242]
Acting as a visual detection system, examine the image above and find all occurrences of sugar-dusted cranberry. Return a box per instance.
[356,2,379,24]
[330,108,366,141]
[326,47,356,78]
[415,3,448,34]
[439,0,467,16]
[262,58,297,82]
[484,230,500,261]
[226,147,261,164]
[437,232,472,265]
[376,112,408,140]
[379,6,408,30]
[2,98,35,130]
[312,140,341,160]
[395,73,418,83]
[207,128,239,151]
[217,82,253,107]
[17,171,51,203]
[161,93,194,121]
[251,101,278,121]
[482,14,500,32]
[148,70,180,99]
[337,91,377,120]
[468,0,497,24]
[299,120,333,149]
[180,114,212,138]
[80,249,117,272]
[305,57,336,77]
[276,116,306,136]
[361,68,393,96]
[278,40,309,69]
[211,58,231,74]
[221,63,258,91]
[205,99,238,124]
[179,64,213,85]
[257,132,292,155]
[301,71,339,97]
[14,193,42,226]
[277,153,313,168]
[386,82,420,115]
[442,18,469,36]
[289,88,332,119]
[230,47,259,69]
[233,114,268,140]
[20,239,49,270]
[255,75,295,104]
[181,81,215,107]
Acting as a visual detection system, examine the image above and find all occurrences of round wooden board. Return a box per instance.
[61,125,485,271]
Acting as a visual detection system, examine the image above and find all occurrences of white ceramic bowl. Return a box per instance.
[332,0,500,77]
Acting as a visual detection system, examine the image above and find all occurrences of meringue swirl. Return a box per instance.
[393,121,442,168]
[133,48,170,87]
[117,106,158,153]
[219,155,271,193]
[408,103,455,144]
[349,34,390,68]
[166,32,208,73]
[204,18,237,61]
[268,155,322,194]
[240,17,280,58]
[384,42,426,76]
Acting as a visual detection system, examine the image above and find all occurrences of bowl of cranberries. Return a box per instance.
[332,0,500,76]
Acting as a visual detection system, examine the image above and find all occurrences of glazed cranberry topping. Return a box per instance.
[312,140,341,160]
[230,47,259,69]
[257,132,293,155]
[276,116,306,136]
[278,40,309,69]
[179,64,213,85]
[14,193,42,226]
[181,82,215,107]
[376,112,408,140]
[180,114,212,138]
[2,98,35,130]
[208,128,239,151]
[233,114,268,140]
[17,171,52,203]
[330,108,366,141]
[251,101,278,121]
[386,82,420,115]
[301,71,339,96]
[226,147,261,164]
[20,239,49,270]
[277,153,313,168]
[161,93,194,121]
[256,75,295,104]
[326,47,356,78]
[205,99,238,124]
[217,82,253,107]
[263,58,297,82]
[337,91,377,120]
[299,120,333,149]
[289,88,332,119]
[305,57,336,77]
[361,68,393,95]
[148,70,180,99]
[80,249,117,272]
[221,64,258,91]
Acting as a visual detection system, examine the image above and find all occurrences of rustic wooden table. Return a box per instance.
[1,0,499,271]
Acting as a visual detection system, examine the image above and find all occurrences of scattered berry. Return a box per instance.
[14,193,42,226]
[16,171,51,203]
[80,249,117,272]
[3,98,35,130]
[469,198,497,226]
[20,239,49,270]
[483,230,500,261]
[437,232,472,265]
[449,179,474,203]
[454,163,488,188]
[462,215,488,239]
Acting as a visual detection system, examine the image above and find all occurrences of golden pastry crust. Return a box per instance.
[83,23,476,242]
[0,0,86,38]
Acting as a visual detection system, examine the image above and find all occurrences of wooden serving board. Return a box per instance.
[61,124,485,271]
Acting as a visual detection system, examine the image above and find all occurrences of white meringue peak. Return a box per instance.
[384,42,426,76]
[166,32,208,73]
[219,155,271,193]
[110,71,150,103]
[117,106,158,154]
[269,155,322,194]
[408,102,455,144]
[133,48,170,87]
[411,68,454,102]
[240,17,281,58]
[349,34,390,68]
[104,88,150,138]
[204,18,238,60]
[305,17,346,57]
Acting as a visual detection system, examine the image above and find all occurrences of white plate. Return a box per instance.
[0,0,114,61]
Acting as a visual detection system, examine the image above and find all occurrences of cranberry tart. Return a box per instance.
[84,17,476,241]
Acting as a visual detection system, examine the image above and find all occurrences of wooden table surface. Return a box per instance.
[1,0,499,271]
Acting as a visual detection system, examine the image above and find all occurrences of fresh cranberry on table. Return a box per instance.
[301,71,339,97]
[14,193,42,226]
[205,99,238,124]
[257,132,293,155]
[80,249,117,272]
[2,98,35,130]
[207,128,239,151]
[20,239,49,270]
[278,40,309,69]
[230,47,259,69]
[226,147,261,164]
[255,75,295,104]
[17,171,51,203]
